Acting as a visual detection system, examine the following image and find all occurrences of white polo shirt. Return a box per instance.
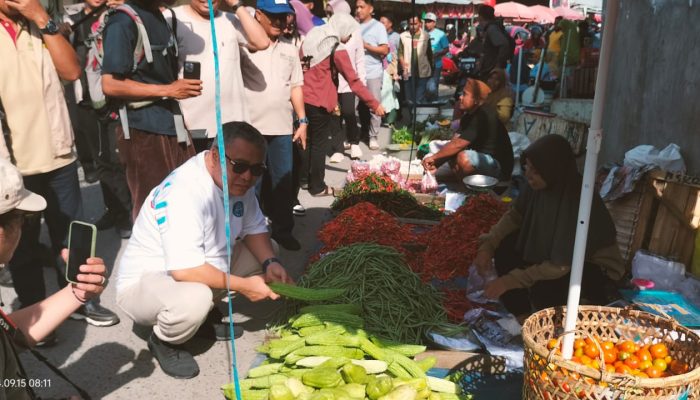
[240,40,303,135]
[115,152,268,293]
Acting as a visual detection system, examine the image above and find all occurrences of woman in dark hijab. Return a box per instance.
[474,135,624,320]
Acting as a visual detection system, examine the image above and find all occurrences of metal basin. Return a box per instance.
[462,174,498,192]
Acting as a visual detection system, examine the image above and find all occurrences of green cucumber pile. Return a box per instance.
[222,304,471,400]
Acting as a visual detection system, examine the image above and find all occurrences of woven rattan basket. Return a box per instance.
[522,306,700,399]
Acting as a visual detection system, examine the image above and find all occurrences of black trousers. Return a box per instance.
[305,104,332,195]
[494,232,610,317]
[71,104,132,221]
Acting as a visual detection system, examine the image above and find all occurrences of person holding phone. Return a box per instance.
[171,0,270,153]
[240,0,305,251]
[0,158,108,398]
[0,0,120,332]
[115,121,293,379]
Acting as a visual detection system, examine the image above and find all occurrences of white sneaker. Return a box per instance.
[329,152,345,163]
[343,141,351,150]
[293,204,306,216]
[350,144,363,159]
[369,138,380,150]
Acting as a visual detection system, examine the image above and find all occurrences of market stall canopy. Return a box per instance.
[529,4,559,24]
[495,1,535,20]
[553,5,585,20]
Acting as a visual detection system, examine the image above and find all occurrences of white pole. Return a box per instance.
[561,0,620,360]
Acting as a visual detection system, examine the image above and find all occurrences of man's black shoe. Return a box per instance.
[272,234,301,251]
[70,301,120,327]
[147,332,199,379]
[195,322,243,341]
[83,169,99,184]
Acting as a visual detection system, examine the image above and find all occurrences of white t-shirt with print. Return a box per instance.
[115,152,268,293]
[171,6,249,138]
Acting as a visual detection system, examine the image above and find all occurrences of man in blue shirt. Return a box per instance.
[424,12,449,102]
[356,0,388,150]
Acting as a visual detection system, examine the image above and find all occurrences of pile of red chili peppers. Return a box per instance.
[418,194,507,282]
[316,195,508,322]
[317,202,418,256]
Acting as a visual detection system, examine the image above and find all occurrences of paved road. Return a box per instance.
[3,133,399,399]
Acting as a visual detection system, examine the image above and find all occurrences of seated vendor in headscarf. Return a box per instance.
[474,135,625,321]
[422,78,514,181]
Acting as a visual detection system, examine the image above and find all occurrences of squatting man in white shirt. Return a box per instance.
[114,121,293,379]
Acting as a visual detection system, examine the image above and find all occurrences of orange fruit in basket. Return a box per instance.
[650,343,669,360]
[574,347,584,358]
[617,351,631,361]
[580,355,593,366]
[652,358,667,372]
[646,366,663,378]
[601,341,615,351]
[669,360,690,375]
[574,338,586,350]
[616,364,632,374]
[618,340,636,353]
[636,349,653,363]
[605,364,616,373]
[639,360,652,371]
[584,343,600,358]
[624,355,640,369]
[634,371,649,379]
[603,349,617,364]
[547,339,559,350]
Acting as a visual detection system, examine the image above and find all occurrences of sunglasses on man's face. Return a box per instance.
[225,155,267,177]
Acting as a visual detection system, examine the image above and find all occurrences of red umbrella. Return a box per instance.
[553,6,585,20]
[494,1,535,21]
[529,5,558,24]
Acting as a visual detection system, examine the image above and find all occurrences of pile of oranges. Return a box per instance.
[547,337,690,379]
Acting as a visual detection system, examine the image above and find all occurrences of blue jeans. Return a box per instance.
[426,66,442,101]
[258,135,295,237]
[8,161,84,307]
[404,76,428,106]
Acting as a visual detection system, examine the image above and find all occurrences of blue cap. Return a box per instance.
[257,0,294,14]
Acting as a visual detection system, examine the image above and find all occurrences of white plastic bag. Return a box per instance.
[624,144,686,173]
[631,250,686,291]
[421,172,438,193]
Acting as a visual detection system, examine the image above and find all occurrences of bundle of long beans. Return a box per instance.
[291,244,450,344]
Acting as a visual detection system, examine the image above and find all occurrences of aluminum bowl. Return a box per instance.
[462,174,499,191]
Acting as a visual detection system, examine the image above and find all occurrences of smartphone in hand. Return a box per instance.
[183,61,201,80]
[66,221,97,284]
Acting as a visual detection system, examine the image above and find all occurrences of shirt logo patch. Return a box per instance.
[232,201,244,217]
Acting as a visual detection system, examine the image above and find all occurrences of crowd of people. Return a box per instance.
[0,0,613,390]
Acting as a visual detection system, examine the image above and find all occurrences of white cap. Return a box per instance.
[0,158,46,215]
[424,12,437,21]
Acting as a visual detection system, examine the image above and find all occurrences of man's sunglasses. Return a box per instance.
[225,155,267,177]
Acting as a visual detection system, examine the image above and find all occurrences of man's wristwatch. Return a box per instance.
[296,117,309,125]
[261,257,281,274]
[39,20,60,35]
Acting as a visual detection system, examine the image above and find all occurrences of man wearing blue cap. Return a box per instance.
[241,0,306,251]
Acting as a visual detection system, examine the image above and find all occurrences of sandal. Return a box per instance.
[310,187,334,197]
